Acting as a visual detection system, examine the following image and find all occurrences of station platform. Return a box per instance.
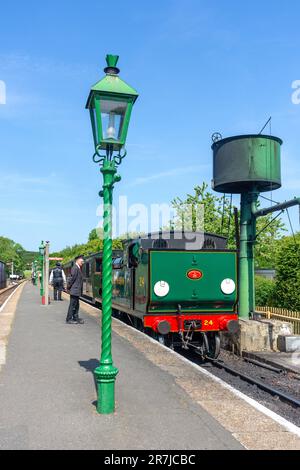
[0,283,300,450]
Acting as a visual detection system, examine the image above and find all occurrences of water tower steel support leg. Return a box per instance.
[239,191,258,319]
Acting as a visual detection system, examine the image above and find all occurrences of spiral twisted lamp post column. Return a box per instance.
[39,241,45,300]
[86,54,138,414]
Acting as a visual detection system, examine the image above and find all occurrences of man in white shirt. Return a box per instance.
[49,262,66,301]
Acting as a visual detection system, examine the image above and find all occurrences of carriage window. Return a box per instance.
[203,239,216,250]
[113,257,123,269]
[95,258,102,273]
[86,263,90,277]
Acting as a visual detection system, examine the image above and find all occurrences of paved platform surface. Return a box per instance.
[0,283,243,450]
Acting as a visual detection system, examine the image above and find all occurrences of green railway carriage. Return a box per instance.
[65,231,239,358]
[64,250,122,300]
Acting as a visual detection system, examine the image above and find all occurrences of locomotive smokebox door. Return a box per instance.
[149,250,237,313]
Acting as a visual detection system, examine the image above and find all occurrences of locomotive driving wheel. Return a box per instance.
[205,332,221,359]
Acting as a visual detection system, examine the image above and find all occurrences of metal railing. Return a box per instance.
[256,306,300,335]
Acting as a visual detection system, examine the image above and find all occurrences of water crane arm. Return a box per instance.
[252,197,300,218]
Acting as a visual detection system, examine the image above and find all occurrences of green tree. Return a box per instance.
[88,228,103,241]
[172,183,236,247]
[50,232,123,266]
[254,202,286,269]
[255,275,275,307]
[273,233,300,311]
[0,237,26,274]
[171,182,285,266]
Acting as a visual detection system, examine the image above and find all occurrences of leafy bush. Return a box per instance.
[0,236,26,274]
[49,231,123,267]
[171,182,285,259]
[255,275,276,307]
[274,233,300,311]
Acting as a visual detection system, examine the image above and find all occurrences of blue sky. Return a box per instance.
[0,0,299,251]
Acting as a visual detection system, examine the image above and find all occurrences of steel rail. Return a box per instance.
[209,359,300,408]
[242,356,283,373]
[74,293,300,409]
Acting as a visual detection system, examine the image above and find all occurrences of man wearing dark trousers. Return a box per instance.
[49,262,66,301]
[66,255,84,324]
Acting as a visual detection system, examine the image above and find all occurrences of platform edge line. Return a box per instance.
[76,297,300,439]
[111,316,300,438]
[0,282,25,313]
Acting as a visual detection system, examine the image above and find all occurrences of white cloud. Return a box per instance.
[0,208,53,225]
[129,164,209,187]
[0,172,67,197]
[0,53,91,78]
[0,174,51,185]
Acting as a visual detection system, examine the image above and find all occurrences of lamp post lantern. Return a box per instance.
[86,54,138,414]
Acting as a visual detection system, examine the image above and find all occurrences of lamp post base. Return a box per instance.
[94,365,119,414]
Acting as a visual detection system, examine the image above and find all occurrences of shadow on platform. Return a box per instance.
[78,358,99,407]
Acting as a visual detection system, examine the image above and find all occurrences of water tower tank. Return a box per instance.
[212,134,282,194]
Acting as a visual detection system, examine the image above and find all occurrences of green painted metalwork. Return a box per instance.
[87,54,138,414]
[94,161,119,414]
[39,241,45,297]
[238,195,300,319]
[112,267,131,309]
[212,135,282,194]
[212,134,285,320]
[253,198,300,218]
[33,260,38,286]
[106,54,119,68]
[89,73,138,97]
[149,251,237,313]
[86,55,138,151]
[239,192,258,319]
[134,256,149,314]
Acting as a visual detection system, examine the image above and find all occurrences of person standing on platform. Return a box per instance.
[66,255,84,324]
[49,262,66,301]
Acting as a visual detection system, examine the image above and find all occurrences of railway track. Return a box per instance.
[185,350,300,426]
[76,294,300,425]
[205,358,300,408]
[0,283,22,309]
[121,314,300,422]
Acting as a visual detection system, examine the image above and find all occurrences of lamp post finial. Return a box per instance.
[104,54,120,75]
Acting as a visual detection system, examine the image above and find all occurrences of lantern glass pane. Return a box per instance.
[92,108,98,142]
[100,99,127,141]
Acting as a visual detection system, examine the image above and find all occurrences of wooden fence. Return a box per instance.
[256,306,300,335]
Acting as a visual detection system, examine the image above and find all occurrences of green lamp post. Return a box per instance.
[33,260,38,286]
[86,54,138,414]
[39,242,45,299]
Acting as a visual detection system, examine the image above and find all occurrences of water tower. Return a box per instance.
[212,134,299,319]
